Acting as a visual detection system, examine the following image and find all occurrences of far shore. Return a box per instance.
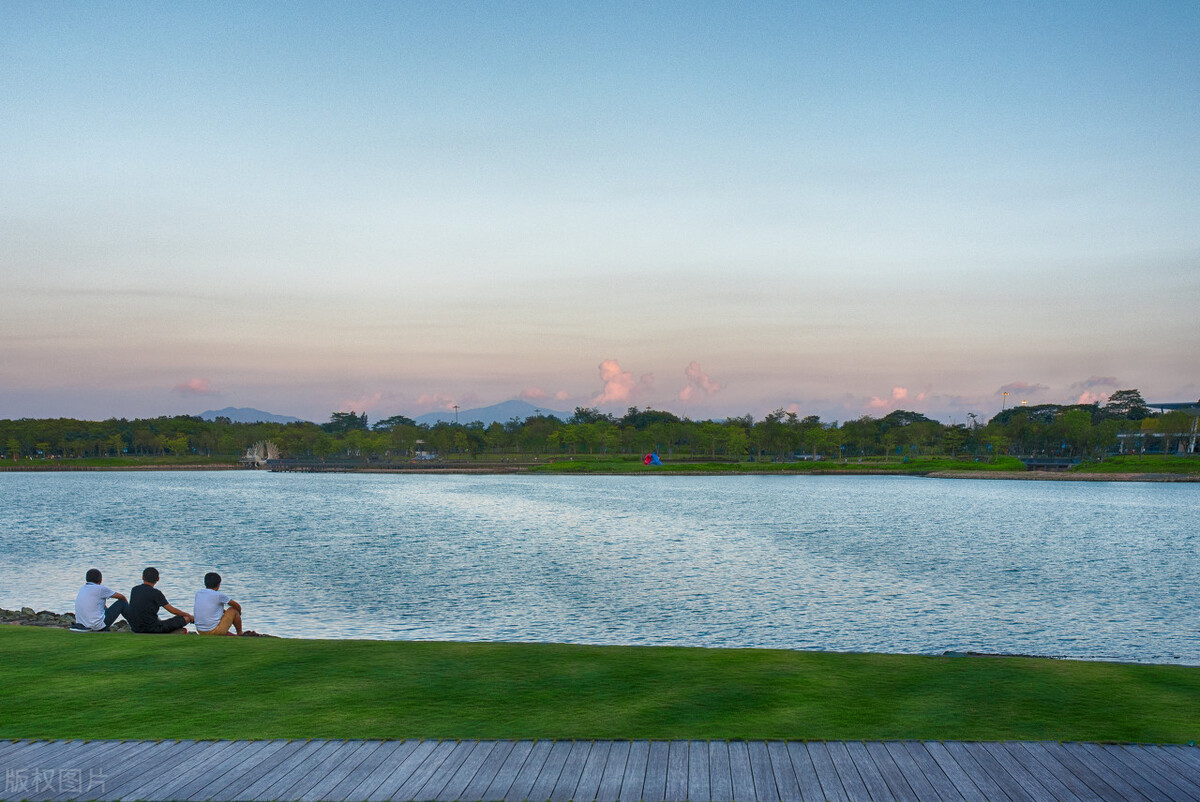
[1,462,1198,480]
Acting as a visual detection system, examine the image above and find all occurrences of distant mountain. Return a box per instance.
[414,400,570,427]
[199,407,308,424]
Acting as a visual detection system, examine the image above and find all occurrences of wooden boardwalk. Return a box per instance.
[3,739,1199,801]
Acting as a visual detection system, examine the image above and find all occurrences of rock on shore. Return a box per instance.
[0,606,132,630]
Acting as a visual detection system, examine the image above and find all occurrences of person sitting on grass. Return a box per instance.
[73,568,130,631]
[128,566,193,634]
[193,572,244,636]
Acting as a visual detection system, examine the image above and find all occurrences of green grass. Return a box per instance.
[1071,454,1200,474]
[531,456,1028,474]
[2,455,239,468]
[3,627,1198,743]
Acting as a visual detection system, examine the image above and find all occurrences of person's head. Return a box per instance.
[85,568,102,584]
[142,566,159,584]
[204,572,221,590]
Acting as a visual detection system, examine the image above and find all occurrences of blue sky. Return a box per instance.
[2,1,1198,423]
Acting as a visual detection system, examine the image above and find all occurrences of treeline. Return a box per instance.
[2,389,1195,463]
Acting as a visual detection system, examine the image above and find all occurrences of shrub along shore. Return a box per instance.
[2,626,1197,744]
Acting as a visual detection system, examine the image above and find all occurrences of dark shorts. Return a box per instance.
[132,615,187,634]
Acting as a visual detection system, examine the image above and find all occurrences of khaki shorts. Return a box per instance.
[198,607,238,635]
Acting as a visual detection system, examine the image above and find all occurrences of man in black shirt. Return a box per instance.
[128,567,194,634]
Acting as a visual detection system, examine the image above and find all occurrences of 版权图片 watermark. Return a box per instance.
[5,766,106,795]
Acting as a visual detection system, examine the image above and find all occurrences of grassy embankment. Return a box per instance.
[1069,454,1200,474]
[530,456,1030,474]
[3,627,1198,743]
[0,455,239,469]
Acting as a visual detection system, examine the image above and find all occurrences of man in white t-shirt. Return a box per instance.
[193,572,243,636]
[73,568,130,631]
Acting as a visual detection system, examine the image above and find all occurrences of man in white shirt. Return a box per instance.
[74,568,130,631]
[193,572,244,636]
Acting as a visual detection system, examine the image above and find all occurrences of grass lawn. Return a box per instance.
[530,456,1027,474]
[3,627,1197,743]
[1071,454,1200,474]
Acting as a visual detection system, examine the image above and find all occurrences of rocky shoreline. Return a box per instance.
[0,606,130,630]
[0,606,273,636]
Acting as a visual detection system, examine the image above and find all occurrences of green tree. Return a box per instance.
[1102,389,1151,421]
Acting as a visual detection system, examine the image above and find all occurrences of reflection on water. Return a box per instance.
[1,471,1197,663]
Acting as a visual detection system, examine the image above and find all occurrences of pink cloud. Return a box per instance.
[521,387,548,401]
[867,386,909,410]
[590,357,648,403]
[554,390,570,401]
[416,393,457,411]
[785,403,801,415]
[339,393,383,413]
[172,377,217,396]
[678,361,722,401]
[1077,391,1108,405]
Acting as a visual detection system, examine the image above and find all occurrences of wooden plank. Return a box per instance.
[1068,743,1160,802]
[21,739,141,802]
[643,741,671,802]
[549,741,592,802]
[0,738,102,799]
[596,741,631,802]
[708,741,733,802]
[923,741,991,802]
[940,742,1016,802]
[482,740,535,802]
[437,741,499,802]
[1100,744,1196,802]
[1144,747,1200,794]
[1002,742,1090,802]
[186,739,292,802]
[974,743,1057,802]
[808,742,850,802]
[214,739,315,802]
[664,741,689,802]
[1036,742,1126,802]
[326,741,416,802]
[687,741,710,802]
[574,740,613,802]
[525,741,573,802]
[900,741,964,802]
[784,742,826,802]
[825,741,871,802]
[506,740,555,802]
[1159,746,1200,774]
[0,741,101,802]
[390,740,460,802]
[363,739,440,802]
[861,741,916,802]
[882,741,942,801]
[461,740,517,802]
[171,739,275,801]
[256,739,359,802]
[747,741,779,802]
[176,739,280,801]
[234,739,336,801]
[119,739,239,801]
[959,742,1036,802]
[414,740,479,801]
[765,741,803,802]
[728,741,756,802]
[619,740,651,802]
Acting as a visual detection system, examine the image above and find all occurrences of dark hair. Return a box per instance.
[204,572,221,589]
[142,566,159,583]
[85,568,102,584]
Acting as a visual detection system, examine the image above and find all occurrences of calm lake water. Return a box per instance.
[1,471,1196,663]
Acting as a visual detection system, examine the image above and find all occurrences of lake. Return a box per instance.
[1,471,1196,664]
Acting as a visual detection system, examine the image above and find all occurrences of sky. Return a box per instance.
[2,1,1198,424]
